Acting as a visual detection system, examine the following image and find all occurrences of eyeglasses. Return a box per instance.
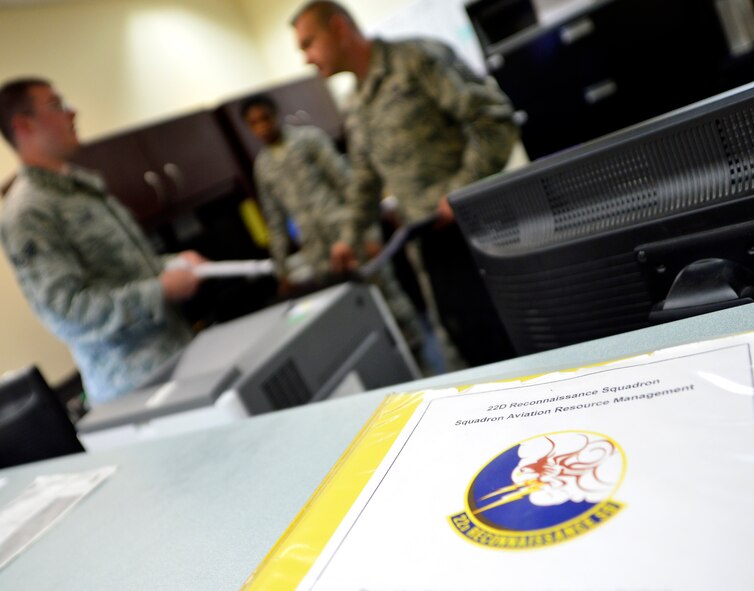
[22,97,75,117]
[42,98,75,114]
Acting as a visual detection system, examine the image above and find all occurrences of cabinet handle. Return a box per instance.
[559,17,595,45]
[163,162,186,195]
[583,79,618,104]
[143,170,167,205]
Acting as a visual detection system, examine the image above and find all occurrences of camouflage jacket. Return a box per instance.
[0,166,192,404]
[254,125,352,280]
[341,38,519,246]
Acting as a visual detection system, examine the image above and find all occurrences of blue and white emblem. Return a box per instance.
[449,431,626,549]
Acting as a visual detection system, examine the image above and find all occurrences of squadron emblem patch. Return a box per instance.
[449,431,625,549]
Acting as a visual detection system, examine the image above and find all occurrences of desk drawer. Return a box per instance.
[516,83,634,159]
[490,16,613,107]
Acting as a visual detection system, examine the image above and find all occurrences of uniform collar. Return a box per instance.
[22,165,107,198]
[356,38,389,104]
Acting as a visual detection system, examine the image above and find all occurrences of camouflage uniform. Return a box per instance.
[254,125,351,282]
[0,166,193,404]
[340,38,519,246]
[340,38,520,367]
[253,124,424,357]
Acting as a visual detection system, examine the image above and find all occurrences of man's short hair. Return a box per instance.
[0,77,50,147]
[290,1,356,28]
[240,94,278,119]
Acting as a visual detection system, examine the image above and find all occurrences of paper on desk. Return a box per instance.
[246,333,754,591]
[166,257,275,278]
[0,466,116,570]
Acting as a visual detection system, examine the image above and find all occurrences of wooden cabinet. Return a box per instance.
[469,0,744,160]
[72,131,164,222]
[139,113,243,211]
[73,110,248,227]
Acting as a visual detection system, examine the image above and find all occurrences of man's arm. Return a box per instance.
[414,41,519,197]
[254,160,291,279]
[306,127,352,197]
[332,119,384,271]
[299,126,367,273]
[0,207,191,346]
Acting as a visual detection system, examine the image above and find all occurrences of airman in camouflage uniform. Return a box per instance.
[0,78,200,404]
[253,124,351,284]
[244,95,425,363]
[1,166,194,403]
[292,2,519,366]
[341,37,518,246]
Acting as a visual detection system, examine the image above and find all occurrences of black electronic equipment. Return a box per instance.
[451,83,754,355]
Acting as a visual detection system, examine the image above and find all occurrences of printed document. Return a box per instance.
[0,467,116,570]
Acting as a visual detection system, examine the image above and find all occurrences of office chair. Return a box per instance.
[0,366,85,469]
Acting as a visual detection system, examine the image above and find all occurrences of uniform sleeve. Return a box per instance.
[340,118,384,249]
[308,127,352,198]
[254,158,290,277]
[0,206,166,346]
[414,43,519,195]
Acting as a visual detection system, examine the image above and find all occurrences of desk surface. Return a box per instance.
[1,305,752,590]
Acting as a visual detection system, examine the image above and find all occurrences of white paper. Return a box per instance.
[0,466,116,570]
[166,257,275,278]
[191,259,274,278]
[298,334,754,591]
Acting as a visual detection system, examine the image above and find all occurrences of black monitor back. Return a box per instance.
[451,83,754,356]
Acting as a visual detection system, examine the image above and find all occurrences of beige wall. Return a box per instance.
[0,0,419,386]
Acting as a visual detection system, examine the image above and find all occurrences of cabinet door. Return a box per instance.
[591,0,727,117]
[492,15,612,109]
[140,111,242,209]
[72,132,168,225]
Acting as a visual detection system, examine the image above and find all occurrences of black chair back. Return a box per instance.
[0,366,84,468]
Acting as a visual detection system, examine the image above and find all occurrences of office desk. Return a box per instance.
[0,305,752,590]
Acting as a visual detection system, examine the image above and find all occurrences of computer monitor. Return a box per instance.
[451,82,754,356]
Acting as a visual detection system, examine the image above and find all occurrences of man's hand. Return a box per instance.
[277,276,295,298]
[330,241,358,275]
[160,268,201,303]
[435,195,456,228]
[363,239,382,260]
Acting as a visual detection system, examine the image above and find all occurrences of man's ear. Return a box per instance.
[10,112,33,144]
[330,13,350,40]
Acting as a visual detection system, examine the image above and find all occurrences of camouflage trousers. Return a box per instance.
[371,264,425,369]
